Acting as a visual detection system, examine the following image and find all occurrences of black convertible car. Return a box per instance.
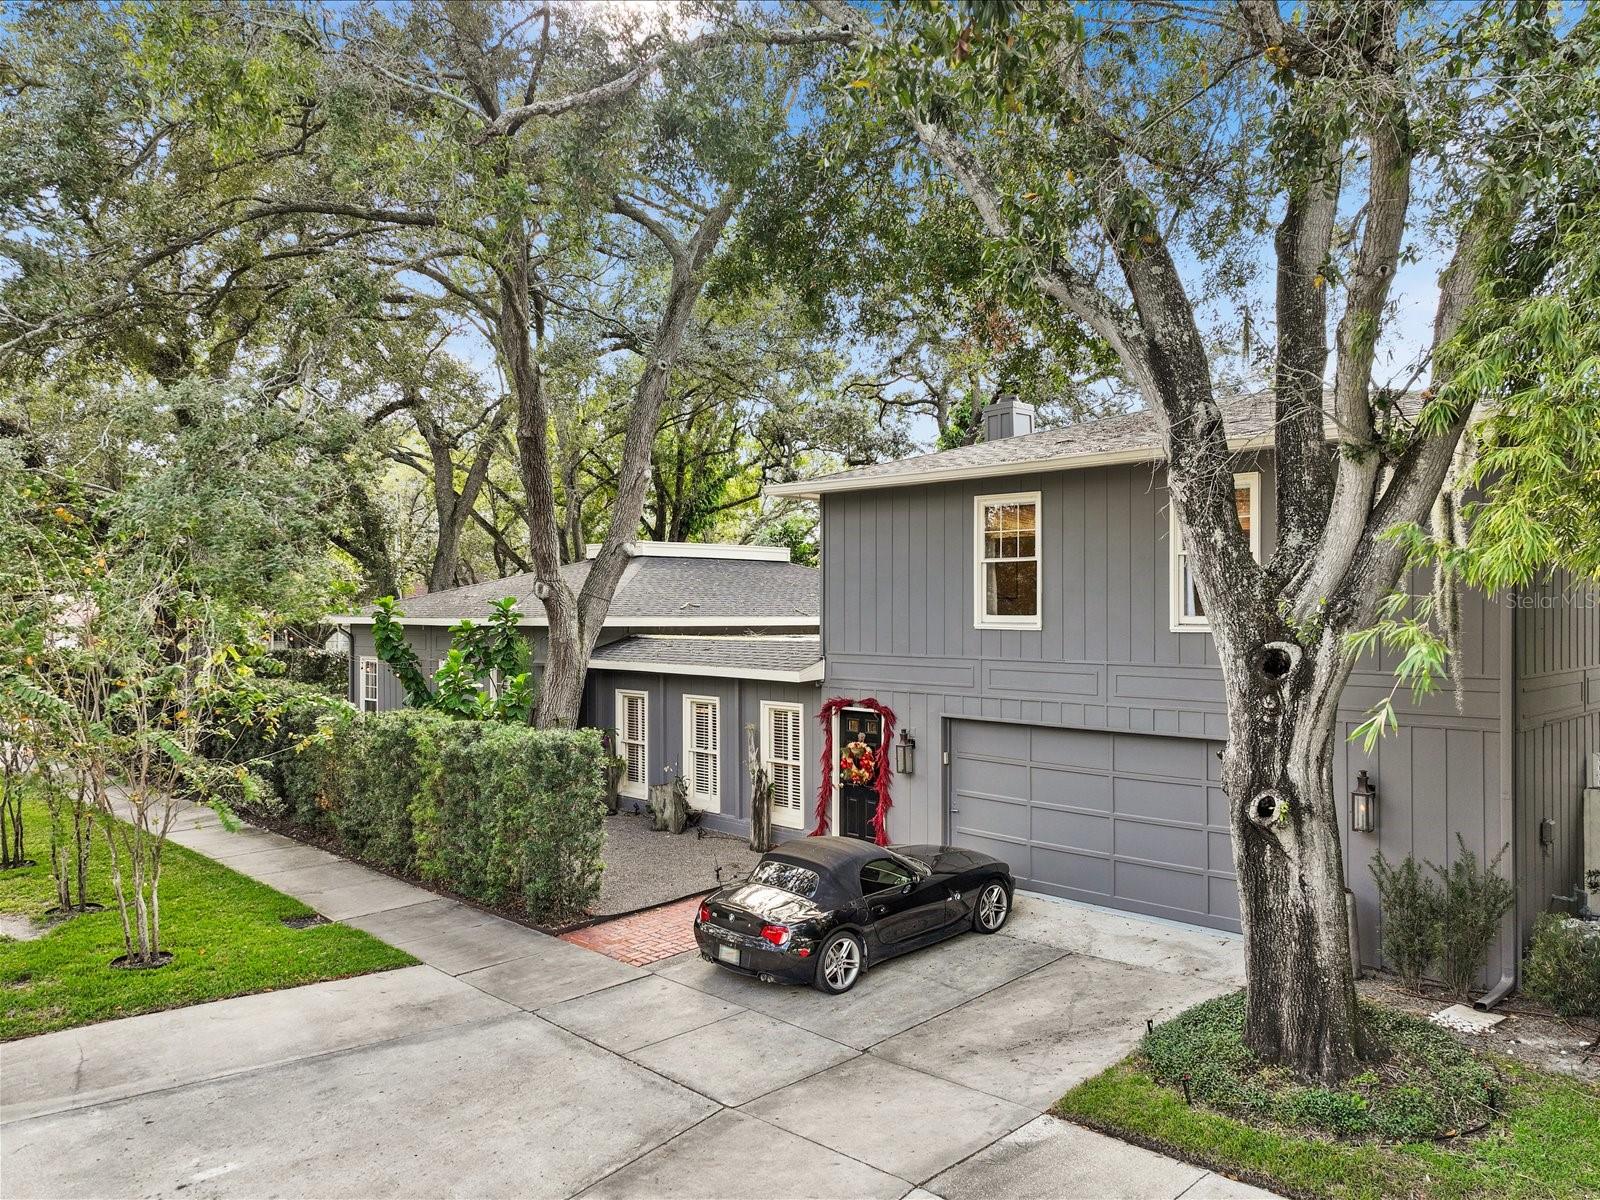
[693,837,1014,994]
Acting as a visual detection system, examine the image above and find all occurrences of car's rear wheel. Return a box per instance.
[814,930,863,994]
[972,880,1010,933]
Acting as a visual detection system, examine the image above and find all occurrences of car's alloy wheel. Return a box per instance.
[815,931,862,994]
[974,881,1010,933]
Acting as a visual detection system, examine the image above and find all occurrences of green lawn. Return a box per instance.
[0,791,415,1040]
[1056,1055,1600,1200]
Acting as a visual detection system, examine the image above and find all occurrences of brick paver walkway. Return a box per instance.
[560,894,705,966]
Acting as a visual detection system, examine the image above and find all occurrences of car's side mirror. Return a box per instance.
[898,882,912,895]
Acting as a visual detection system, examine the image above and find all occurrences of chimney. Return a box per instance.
[982,394,1037,442]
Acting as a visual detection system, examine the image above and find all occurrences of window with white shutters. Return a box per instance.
[616,690,648,799]
[762,703,805,830]
[359,658,379,712]
[683,695,720,811]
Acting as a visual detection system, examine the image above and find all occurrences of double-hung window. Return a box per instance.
[1170,472,1262,631]
[683,695,721,811]
[616,690,648,800]
[761,702,805,830]
[358,657,379,712]
[974,492,1042,629]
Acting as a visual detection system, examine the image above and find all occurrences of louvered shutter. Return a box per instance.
[686,697,719,808]
[616,691,647,796]
[764,704,804,829]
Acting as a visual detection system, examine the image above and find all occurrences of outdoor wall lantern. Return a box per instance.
[895,728,916,776]
[1350,770,1377,833]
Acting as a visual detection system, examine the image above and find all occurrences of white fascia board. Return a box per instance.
[763,434,1277,500]
[335,614,819,629]
[587,658,825,684]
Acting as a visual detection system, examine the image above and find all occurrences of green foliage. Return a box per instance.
[1522,914,1600,1026]
[1369,841,1514,999]
[1369,852,1441,992]
[0,787,413,1040]
[371,597,534,722]
[232,709,606,923]
[1433,839,1516,1000]
[1140,992,1499,1143]
[1056,1057,1600,1200]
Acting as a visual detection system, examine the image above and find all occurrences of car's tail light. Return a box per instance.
[759,923,791,948]
[697,901,711,925]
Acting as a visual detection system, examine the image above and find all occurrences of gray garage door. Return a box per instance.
[947,721,1239,932]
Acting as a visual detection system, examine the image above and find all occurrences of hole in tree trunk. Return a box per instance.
[1249,791,1287,829]
[1251,641,1301,685]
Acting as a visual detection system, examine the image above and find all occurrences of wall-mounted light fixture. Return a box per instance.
[1350,770,1377,833]
[895,728,916,776]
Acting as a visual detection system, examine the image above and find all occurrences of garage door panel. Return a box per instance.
[1207,785,1230,828]
[1030,765,1111,812]
[1030,806,1111,855]
[952,754,1030,799]
[954,792,1029,841]
[1210,877,1242,924]
[1114,820,1207,869]
[1112,776,1206,825]
[1209,831,1236,873]
[1115,859,1207,914]
[949,720,1238,933]
[1032,845,1112,894]
[952,831,1029,880]
[1029,726,1112,770]
[1112,733,1208,780]
[975,720,1032,760]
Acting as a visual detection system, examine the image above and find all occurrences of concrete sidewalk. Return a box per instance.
[1,799,1276,1200]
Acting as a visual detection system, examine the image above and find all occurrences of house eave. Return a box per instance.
[763,434,1278,500]
[586,658,825,684]
[330,615,820,630]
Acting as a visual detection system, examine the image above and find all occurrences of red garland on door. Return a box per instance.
[812,696,897,845]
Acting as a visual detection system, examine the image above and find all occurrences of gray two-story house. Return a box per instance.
[768,395,1600,990]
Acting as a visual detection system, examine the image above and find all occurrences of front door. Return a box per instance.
[861,857,948,948]
[838,707,883,840]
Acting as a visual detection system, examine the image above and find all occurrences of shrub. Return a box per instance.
[217,700,607,922]
[1523,913,1600,1025]
[1432,838,1515,1000]
[329,709,437,873]
[1370,852,1441,991]
[1142,992,1499,1142]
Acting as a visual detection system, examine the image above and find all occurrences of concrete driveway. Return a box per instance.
[1,809,1269,1199]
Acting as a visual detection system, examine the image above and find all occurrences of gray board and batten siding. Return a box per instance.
[1515,567,1600,941]
[584,672,823,841]
[820,455,1519,982]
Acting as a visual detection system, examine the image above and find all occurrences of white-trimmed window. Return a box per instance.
[359,657,379,712]
[683,695,721,811]
[974,491,1042,629]
[1170,472,1262,632]
[616,690,648,800]
[761,702,805,830]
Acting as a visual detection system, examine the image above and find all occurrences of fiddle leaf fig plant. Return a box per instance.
[370,597,534,723]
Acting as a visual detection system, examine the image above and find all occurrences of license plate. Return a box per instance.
[716,943,740,965]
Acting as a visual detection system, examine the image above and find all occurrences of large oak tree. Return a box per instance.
[812,0,1600,1080]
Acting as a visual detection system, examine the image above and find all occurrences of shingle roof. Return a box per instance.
[342,554,819,627]
[766,393,1426,497]
[589,635,823,681]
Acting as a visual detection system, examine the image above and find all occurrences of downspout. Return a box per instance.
[1476,590,1518,1010]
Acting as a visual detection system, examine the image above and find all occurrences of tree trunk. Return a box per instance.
[1218,622,1368,1081]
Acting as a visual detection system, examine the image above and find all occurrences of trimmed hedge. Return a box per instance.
[222,693,606,923]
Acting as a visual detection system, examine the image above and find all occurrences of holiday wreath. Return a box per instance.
[839,740,876,785]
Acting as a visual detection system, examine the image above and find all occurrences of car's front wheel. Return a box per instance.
[814,930,864,994]
[972,880,1010,933]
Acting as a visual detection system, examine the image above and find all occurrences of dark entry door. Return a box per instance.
[838,707,883,840]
